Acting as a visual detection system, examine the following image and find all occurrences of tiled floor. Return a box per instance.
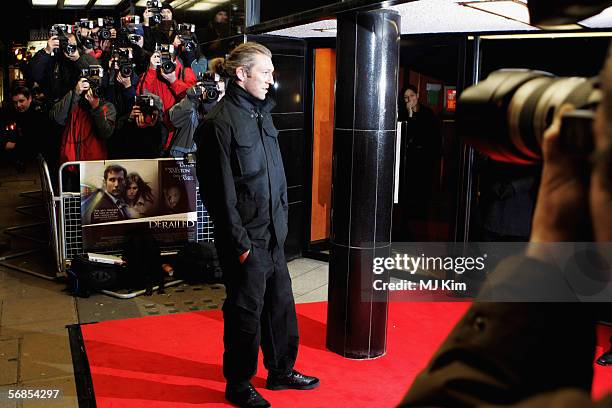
[0,162,329,407]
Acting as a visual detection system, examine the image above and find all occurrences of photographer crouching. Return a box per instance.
[398,53,612,407]
[168,57,227,158]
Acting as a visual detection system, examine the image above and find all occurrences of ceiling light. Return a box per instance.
[31,0,58,5]
[64,0,89,5]
[312,28,337,33]
[187,2,215,11]
[461,0,530,25]
[94,0,122,6]
[135,0,148,6]
[208,0,230,3]
[476,31,612,40]
[170,0,191,8]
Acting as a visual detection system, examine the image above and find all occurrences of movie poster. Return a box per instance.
[80,159,197,253]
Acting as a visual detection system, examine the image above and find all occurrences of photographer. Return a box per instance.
[142,1,175,53]
[30,30,99,102]
[50,68,116,165]
[109,93,166,159]
[102,48,140,119]
[397,59,612,407]
[168,57,226,158]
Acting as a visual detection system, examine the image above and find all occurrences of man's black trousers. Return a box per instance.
[218,243,299,388]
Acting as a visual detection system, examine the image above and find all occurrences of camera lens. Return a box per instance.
[100,29,111,40]
[120,64,133,78]
[185,41,195,52]
[457,69,600,164]
[206,89,219,100]
[162,60,176,74]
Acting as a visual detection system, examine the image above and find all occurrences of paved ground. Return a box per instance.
[0,162,329,407]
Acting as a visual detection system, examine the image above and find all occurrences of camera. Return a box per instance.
[146,0,163,26]
[81,65,104,97]
[75,19,96,29]
[155,43,175,74]
[97,17,115,40]
[457,69,600,164]
[193,71,220,100]
[134,95,157,116]
[49,24,76,55]
[111,47,134,78]
[1,122,19,144]
[176,23,197,53]
[127,34,142,44]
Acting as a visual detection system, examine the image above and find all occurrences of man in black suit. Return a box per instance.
[196,42,318,408]
[82,164,128,224]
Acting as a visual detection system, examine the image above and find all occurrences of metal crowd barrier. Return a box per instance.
[42,158,215,297]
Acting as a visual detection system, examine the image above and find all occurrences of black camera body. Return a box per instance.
[75,19,96,29]
[97,17,115,40]
[156,43,176,74]
[193,72,219,101]
[457,69,600,164]
[135,95,157,116]
[146,0,163,26]
[81,65,104,98]
[177,23,197,53]
[111,47,135,78]
[49,24,76,55]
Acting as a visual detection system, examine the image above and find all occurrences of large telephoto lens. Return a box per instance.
[457,69,600,164]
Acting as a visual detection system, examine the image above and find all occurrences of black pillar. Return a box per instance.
[326,9,400,359]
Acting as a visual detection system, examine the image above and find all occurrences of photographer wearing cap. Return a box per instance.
[397,55,612,408]
[50,66,116,166]
[168,57,226,158]
[30,30,99,103]
[142,1,175,53]
[109,92,166,159]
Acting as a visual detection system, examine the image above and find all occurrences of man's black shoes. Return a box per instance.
[266,370,320,391]
[225,383,270,408]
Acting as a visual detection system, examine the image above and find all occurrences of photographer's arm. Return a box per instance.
[168,93,197,128]
[90,102,116,140]
[49,89,78,125]
[169,67,197,100]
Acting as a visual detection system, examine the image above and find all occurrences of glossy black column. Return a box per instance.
[326,9,400,359]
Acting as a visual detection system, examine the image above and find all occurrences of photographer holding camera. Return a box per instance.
[102,47,140,119]
[109,92,165,159]
[397,54,612,407]
[168,57,226,158]
[49,65,116,166]
[142,1,175,53]
[30,29,99,103]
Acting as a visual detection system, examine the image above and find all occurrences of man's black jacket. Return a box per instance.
[195,81,288,258]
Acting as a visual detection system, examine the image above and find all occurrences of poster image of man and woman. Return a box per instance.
[80,159,197,252]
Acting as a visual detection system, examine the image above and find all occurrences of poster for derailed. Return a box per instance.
[80,159,197,253]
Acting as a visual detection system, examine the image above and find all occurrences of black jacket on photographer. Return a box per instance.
[142,21,175,53]
[195,80,288,257]
[0,100,54,162]
[29,48,99,103]
[102,71,139,120]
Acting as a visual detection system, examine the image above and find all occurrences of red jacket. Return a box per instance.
[136,61,197,112]
[136,61,196,150]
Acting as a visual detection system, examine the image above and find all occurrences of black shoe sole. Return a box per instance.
[266,380,320,391]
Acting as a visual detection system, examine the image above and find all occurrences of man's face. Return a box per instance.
[104,170,126,198]
[165,187,181,209]
[12,94,31,113]
[215,11,228,24]
[239,54,274,101]
[404,89,418,110]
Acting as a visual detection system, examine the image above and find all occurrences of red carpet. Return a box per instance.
[80,302,612,407]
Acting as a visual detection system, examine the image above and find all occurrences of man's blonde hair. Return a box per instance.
[224,42,272,79]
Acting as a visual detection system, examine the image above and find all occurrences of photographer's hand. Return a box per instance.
[45,36,59,55]
[117,73,132,89]
[85,88,100,109]
[5,142,16,151]
[530,104,590,242]
[161,70,177,84]
[75,78,90,95]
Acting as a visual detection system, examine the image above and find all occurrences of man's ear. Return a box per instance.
[235,66,248,82]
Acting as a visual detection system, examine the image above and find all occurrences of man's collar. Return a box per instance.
[225,80,276,113]
[103,190,123,206]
